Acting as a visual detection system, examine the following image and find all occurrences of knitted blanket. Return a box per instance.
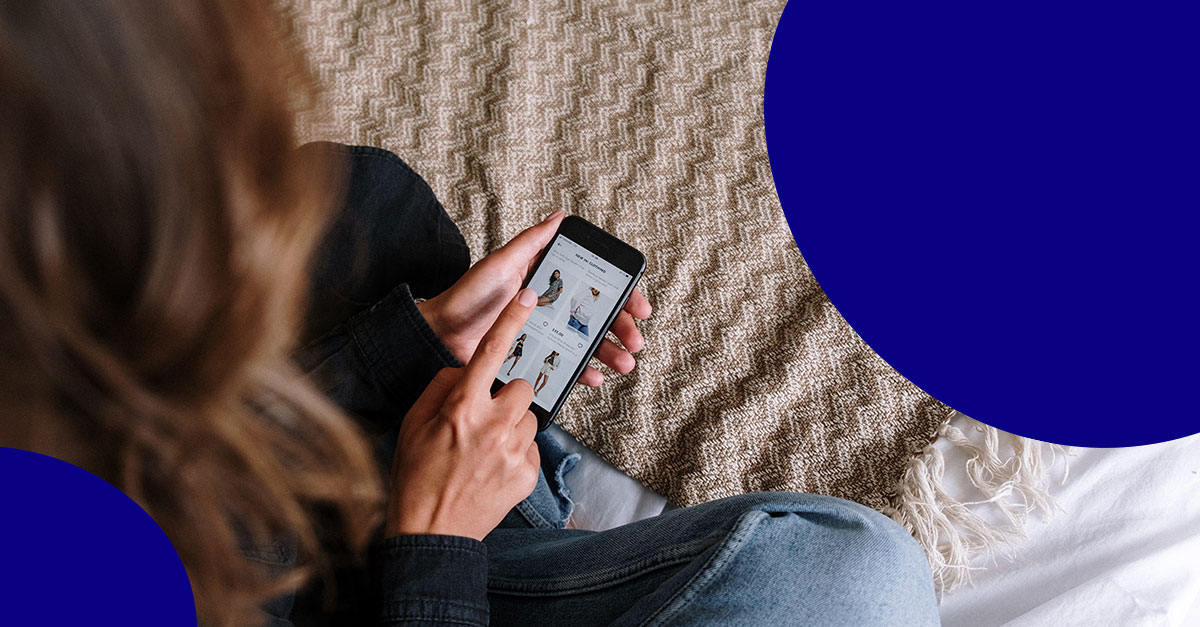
[286,0,949,521]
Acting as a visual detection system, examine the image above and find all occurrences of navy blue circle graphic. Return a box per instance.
[766,2,1198,446]
[0,447,196,625]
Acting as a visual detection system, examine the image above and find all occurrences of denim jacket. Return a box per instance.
[270,143,488,626]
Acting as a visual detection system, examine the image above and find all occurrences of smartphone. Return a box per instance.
[492,215,646,430]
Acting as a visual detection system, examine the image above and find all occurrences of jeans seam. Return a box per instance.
[487,553,700,599]
[486,538,713,595]
[636,511,769,627]
[514,499,554,530]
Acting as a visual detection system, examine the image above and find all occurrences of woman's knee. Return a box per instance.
[646,493,938,625]
[739,494,938,623]
[748,493,929,573]
[712,494,935,613]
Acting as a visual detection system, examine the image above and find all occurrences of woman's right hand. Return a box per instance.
[385,288,541,541]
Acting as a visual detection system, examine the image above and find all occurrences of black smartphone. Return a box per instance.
[492,215,646,430]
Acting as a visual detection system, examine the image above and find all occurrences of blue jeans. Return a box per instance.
[568,316,589,335]
[483,435,941,626]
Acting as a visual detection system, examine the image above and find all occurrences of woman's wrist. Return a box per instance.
[386,509,485,541]
[414,297,443,342]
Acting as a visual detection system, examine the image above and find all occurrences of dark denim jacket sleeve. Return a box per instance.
[295,283,490,626]
[376,535,490,626]
[353,283,458,400]
[298,281,459,443]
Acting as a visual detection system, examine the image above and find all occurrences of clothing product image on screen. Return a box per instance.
[538,270,565,306]
[534,351,559,397]
[568,287,600,336]
[495,235,631,413]
[503,333,529,377]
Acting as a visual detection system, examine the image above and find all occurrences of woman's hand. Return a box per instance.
[386,289,541,540]
[417,211,652,387]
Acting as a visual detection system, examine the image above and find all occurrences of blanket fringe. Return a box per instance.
[882,413,1069,592]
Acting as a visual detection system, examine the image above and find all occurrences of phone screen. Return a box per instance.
[496,233,632,411]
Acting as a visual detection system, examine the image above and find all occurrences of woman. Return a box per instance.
[536,269,563,306]
[504,333,527,376]
[0,2,940,626]
[533,351,558,396]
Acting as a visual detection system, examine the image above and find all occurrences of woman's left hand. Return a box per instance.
[417,211,652,387]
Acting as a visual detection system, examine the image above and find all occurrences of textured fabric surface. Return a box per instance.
[285,0,950,511]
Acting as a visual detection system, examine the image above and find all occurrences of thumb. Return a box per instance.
[492,211,564,271]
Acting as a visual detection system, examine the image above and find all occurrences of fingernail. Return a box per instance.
[518,288,537,307]
[542,210,564,223]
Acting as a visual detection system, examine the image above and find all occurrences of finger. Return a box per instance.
[593,338,636,374]
[609,311,644,353]
[491,211,565,269]
[622,288,652,320]
[578,366,605,387]
[494,376,534,415]
[461,288,538,391]
[405,367,465,423]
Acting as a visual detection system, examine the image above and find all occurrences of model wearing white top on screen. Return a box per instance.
[534,351,558,396]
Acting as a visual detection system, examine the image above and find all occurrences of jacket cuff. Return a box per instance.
[376,535,489,626]
[349,283,462,405]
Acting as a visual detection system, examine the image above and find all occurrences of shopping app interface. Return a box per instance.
[496,235,630,410]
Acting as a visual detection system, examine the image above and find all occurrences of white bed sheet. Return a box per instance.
[936,415,1200,627]
[548,419,1200,626]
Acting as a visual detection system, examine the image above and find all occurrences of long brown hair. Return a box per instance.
[0,2,381,624]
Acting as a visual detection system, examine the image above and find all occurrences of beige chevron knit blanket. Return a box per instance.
[285,0,953,540]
